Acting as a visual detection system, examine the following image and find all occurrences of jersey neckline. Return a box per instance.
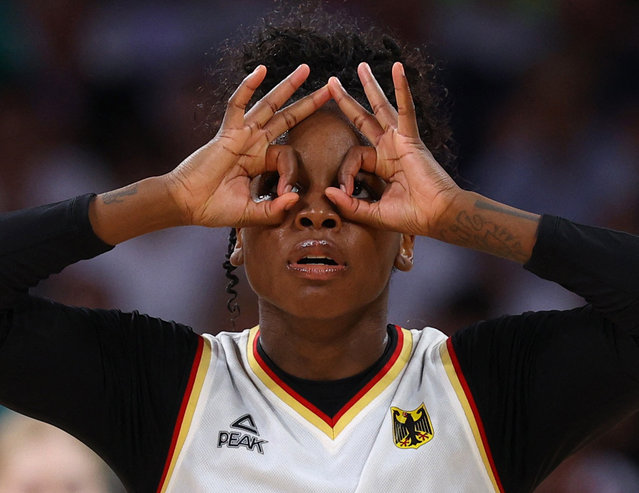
[247,325,413,439]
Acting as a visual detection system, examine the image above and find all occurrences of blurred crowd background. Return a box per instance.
[1,0,638,491]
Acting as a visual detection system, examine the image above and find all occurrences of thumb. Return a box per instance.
[246,191,300,226]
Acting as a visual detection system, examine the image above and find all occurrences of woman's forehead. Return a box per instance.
[286,108,367,147]
[275,100,370,145]
[286,111,358,171]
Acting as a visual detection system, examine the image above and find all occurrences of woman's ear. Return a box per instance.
[394,234,415,272]
[229,228,244,266]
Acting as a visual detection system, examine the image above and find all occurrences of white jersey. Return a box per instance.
[157,326,503,492]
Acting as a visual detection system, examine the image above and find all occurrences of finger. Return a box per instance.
[337,146,378,195]
[324,187,380,226]
[262,84,331,142]
[245,64,310,127]
[392,62,420,139]
[222,65,267,128]
[243,192,299,226]
[263,145,298,195]
[358,62,398,129]
[328,77,384,144]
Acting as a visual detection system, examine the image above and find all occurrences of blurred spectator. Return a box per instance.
[535,450,639,493]
[0,412,124,493]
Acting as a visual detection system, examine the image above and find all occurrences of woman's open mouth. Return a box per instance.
[297,256,338,266]
[287,242,348,280]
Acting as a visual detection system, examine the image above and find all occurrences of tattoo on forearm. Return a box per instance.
[440,206,532,263]
[474,200,538,221]
[102,184,138,204]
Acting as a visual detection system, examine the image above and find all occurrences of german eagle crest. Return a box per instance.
[391,403,434,449]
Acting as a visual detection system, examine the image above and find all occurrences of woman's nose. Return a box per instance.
[293,194,342,231]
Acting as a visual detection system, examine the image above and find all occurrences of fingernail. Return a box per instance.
[399,63,405,76]
[340,184,347,193]
[284,184,293,194]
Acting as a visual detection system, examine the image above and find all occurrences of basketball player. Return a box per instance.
[1,5,638,493]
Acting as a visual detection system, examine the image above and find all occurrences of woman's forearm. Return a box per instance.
[433,190,541,264]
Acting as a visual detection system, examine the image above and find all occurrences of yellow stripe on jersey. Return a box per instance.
[440,340,503,493]
[158,337,212,493]
[332,328,413,436]
[247,327,335,436]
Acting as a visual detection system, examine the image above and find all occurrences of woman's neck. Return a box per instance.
[257,298,389,380]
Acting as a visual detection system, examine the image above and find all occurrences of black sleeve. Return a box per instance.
[451,215,639,493]
[0,194,114,305]
[0,195,201,493]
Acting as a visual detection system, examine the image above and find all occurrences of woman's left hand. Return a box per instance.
[325,62,461,237]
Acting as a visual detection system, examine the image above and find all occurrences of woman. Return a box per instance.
[1,5,638,493]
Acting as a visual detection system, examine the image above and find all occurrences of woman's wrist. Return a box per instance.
[425,185,466,239]
[89,175,187,245]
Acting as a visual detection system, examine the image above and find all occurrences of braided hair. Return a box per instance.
[222,228,240,327]
[212,1,454,319]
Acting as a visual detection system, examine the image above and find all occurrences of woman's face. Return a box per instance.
[233,108,413,320]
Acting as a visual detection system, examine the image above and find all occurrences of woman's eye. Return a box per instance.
[253,174,279,202]
[352,179,378,202]
[253,173,301,202]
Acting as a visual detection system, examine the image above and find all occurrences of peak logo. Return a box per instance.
[217,414,268,454]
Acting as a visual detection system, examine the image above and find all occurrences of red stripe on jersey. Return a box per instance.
[252,330,334,426]
[332,325,404,422]
[446,338,505,493]
[155,336,204,493]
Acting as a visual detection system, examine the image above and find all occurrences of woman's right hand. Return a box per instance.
[167,64,330,228]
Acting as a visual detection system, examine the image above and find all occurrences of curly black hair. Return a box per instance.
[206,0,454,320]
